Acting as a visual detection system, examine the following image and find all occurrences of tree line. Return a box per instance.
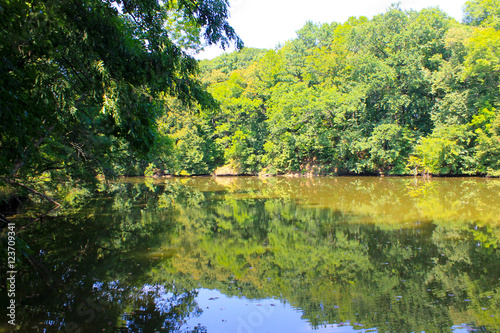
[161,0,500,177]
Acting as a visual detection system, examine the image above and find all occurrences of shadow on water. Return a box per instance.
[1,176,499,332]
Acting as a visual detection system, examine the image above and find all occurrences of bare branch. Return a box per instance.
[4,178,61,208]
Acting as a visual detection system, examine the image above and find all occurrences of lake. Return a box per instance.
[1,176,499,332]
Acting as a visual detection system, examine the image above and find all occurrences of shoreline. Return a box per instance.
[143,171,498,179]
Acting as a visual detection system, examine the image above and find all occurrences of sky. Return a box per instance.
[196,0,468,59]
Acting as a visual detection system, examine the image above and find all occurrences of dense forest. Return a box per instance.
[167,1,500,177]
[1,0,500,205]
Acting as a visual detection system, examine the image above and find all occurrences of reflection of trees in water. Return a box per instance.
[3,177,499,331]
[165,177,500,331]
[3,181,207,332]
[119,285,205,333]
[21,280,205,332]
[177,176,500,225]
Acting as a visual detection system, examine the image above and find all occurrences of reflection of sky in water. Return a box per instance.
[180,288,375,333]
[158,288,478,332]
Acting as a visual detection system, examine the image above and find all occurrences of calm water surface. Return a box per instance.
[1,176,499,332]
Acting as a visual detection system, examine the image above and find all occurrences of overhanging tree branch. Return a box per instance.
[3,178,61,208]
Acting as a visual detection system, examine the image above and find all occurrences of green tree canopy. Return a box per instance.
[0,0,241,191]
[464,0,500,29]
[193,5,500,177]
